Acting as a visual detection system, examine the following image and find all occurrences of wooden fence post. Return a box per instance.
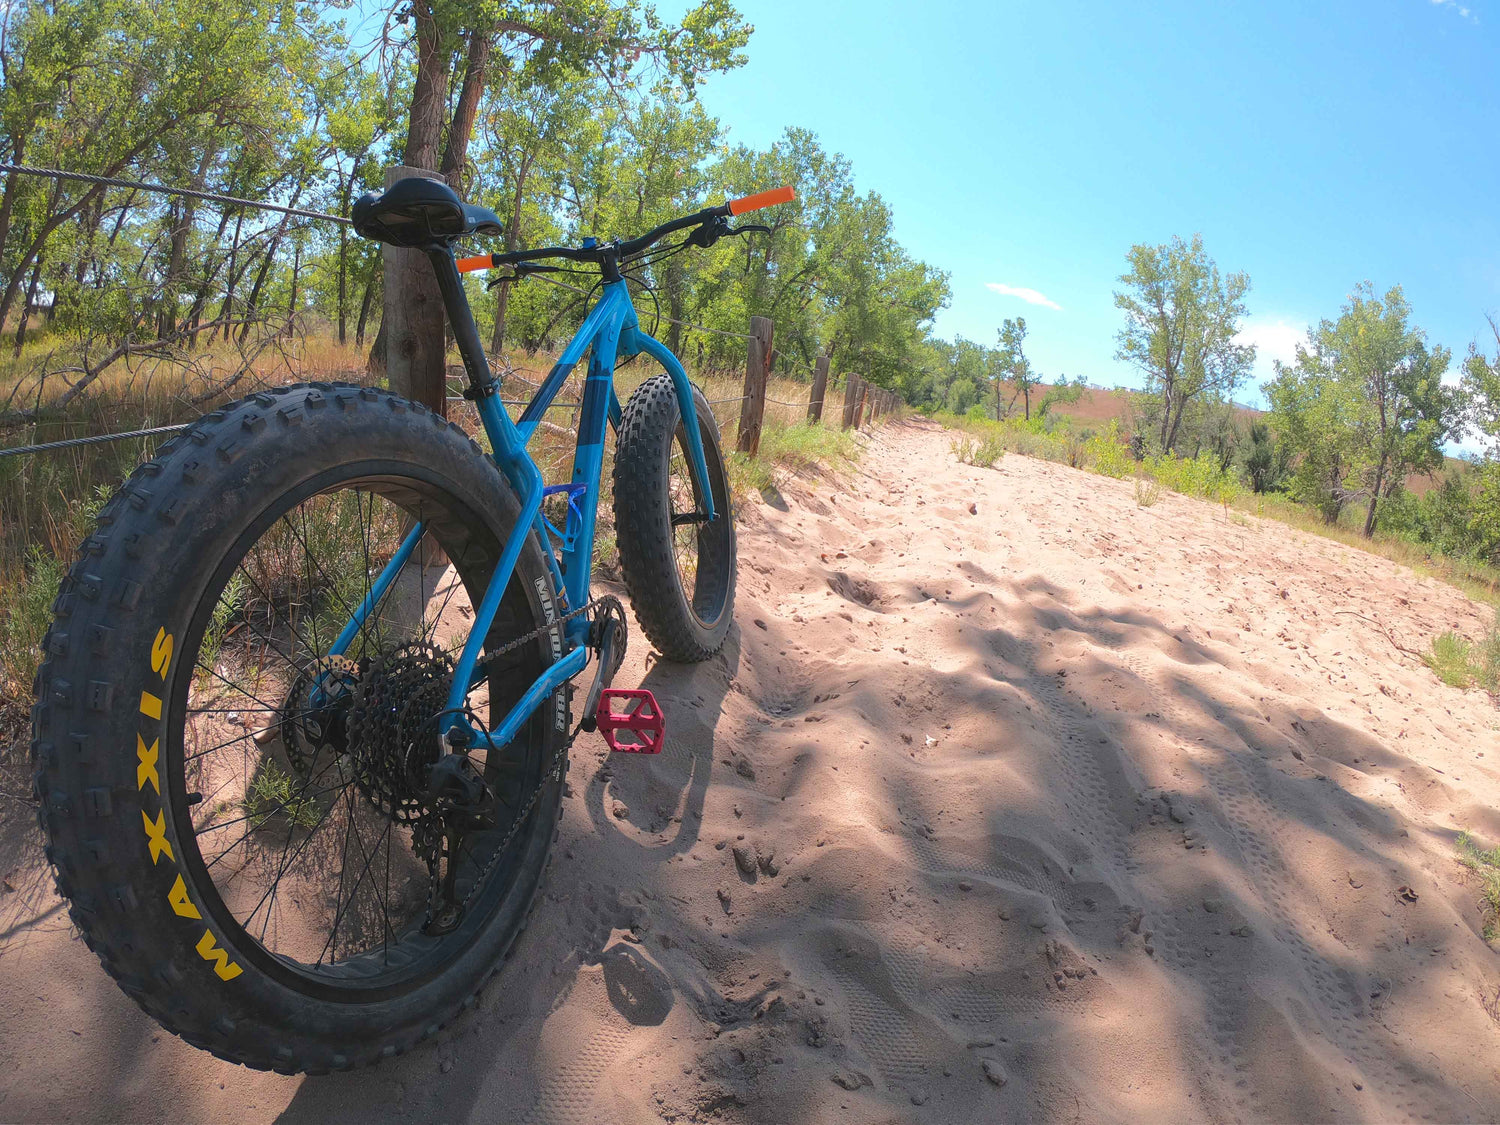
[854,381,868,430]
[808,353,829,424]
[737,315,773,457]
[841,373,860,429]
[381,166,448,417]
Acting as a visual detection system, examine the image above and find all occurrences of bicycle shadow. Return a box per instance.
[576,601,741,860]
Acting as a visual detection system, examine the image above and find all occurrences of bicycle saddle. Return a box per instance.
[352,176,503,247]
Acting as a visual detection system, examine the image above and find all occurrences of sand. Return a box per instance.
[3,416,1499,1123]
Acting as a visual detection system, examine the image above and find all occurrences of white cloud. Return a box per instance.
[1429,0,1477,22]
[1236,318,1308,382]
[985,282,1062,311]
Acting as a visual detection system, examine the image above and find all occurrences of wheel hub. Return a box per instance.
[280,655,361,780]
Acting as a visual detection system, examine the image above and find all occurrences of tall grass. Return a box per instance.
[0,337,859,731]
[1424,611,1500,692]
[1456,832,1500,943]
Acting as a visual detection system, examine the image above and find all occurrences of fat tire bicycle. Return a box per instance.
[28,176,794,1072]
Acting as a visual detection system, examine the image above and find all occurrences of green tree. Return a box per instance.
[1244,421,1287,493]
[1114,234,1255,453]
[995,317,1039,420]
[1267,284,1455,535]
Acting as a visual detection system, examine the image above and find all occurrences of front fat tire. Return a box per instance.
[613,373,737,663]
[29,383,566,1072]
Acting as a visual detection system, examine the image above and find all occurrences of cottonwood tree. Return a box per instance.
[1458,315,1500,559]
[1266,283,1456,535]
[1114,234,1255,453]
[995,317,1040,420]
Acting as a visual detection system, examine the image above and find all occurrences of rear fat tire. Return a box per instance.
[612,373,737,662]
[29,383,567,1072]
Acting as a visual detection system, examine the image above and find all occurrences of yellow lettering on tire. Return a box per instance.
[142,808,174,865]
[151,628,174,678]
[136,735,160,794]
[139,691,162,721]
[168,874,201,920]
[196,930,243,981]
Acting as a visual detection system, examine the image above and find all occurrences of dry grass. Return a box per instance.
[1134,477,1163,508]
[0,336,855,732]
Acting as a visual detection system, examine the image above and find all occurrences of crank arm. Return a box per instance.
[579,615,622,733]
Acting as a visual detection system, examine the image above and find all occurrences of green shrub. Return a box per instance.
[1426,631,1475,688]
[1425,612,1500,691]
[1457,832,1500,943]
[1086,420,1134,478]
[0,546,66,714]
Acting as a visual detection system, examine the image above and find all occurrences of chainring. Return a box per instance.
[588,594,628,681]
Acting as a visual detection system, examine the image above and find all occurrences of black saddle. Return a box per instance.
[351,176,503,247]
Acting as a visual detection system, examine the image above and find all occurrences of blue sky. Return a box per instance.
[686,0,1500,412]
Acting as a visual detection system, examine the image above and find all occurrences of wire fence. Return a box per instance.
[0,163,900,462]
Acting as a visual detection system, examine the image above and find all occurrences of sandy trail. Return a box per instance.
[3,417,1500,1123]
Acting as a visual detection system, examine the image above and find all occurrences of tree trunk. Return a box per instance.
[239,181,305,342]
[286,244,302,336]
[12,255,44,357]
[439,31,495,189]
[0,135,25,274]
[157,149,212,339]
[337,170,356,345]
[489,153,532,355]
[1363,455,1388,538]
[184,205,235,344]
[215,211,246,341]
[0,182,79,333]
[403,1,450,172]
[356,256,378,349]
[665,257,686,358]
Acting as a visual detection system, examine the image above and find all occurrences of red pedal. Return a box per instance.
[596,688,665,754]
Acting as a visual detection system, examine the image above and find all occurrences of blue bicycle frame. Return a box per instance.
[329,251,715,755]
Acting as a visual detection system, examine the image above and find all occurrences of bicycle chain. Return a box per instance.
[419,593,625,929]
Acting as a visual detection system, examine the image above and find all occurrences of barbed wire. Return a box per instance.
[0,424,191,458]
[0,164,351,225]
[0,165,897,459]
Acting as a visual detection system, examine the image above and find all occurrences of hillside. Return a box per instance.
[2,417,1498,1123]
[1028,382,1466,496]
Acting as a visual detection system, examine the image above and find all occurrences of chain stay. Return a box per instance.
[421,594,615,927]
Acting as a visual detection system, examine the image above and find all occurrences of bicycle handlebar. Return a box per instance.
[455,186,795,274]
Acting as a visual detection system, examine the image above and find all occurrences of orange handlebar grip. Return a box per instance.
[728,185,795,215]
[456,254,495,273]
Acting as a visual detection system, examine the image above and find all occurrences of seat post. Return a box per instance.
[425,245,499,400]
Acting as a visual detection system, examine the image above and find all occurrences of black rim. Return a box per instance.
[166,461,555,1000]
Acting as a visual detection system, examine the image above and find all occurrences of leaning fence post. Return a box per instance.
[841,373,860,429]
[854,381,869,429]
[808,353,829,424]
[737,315,773,457]
[381,166,448,417]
